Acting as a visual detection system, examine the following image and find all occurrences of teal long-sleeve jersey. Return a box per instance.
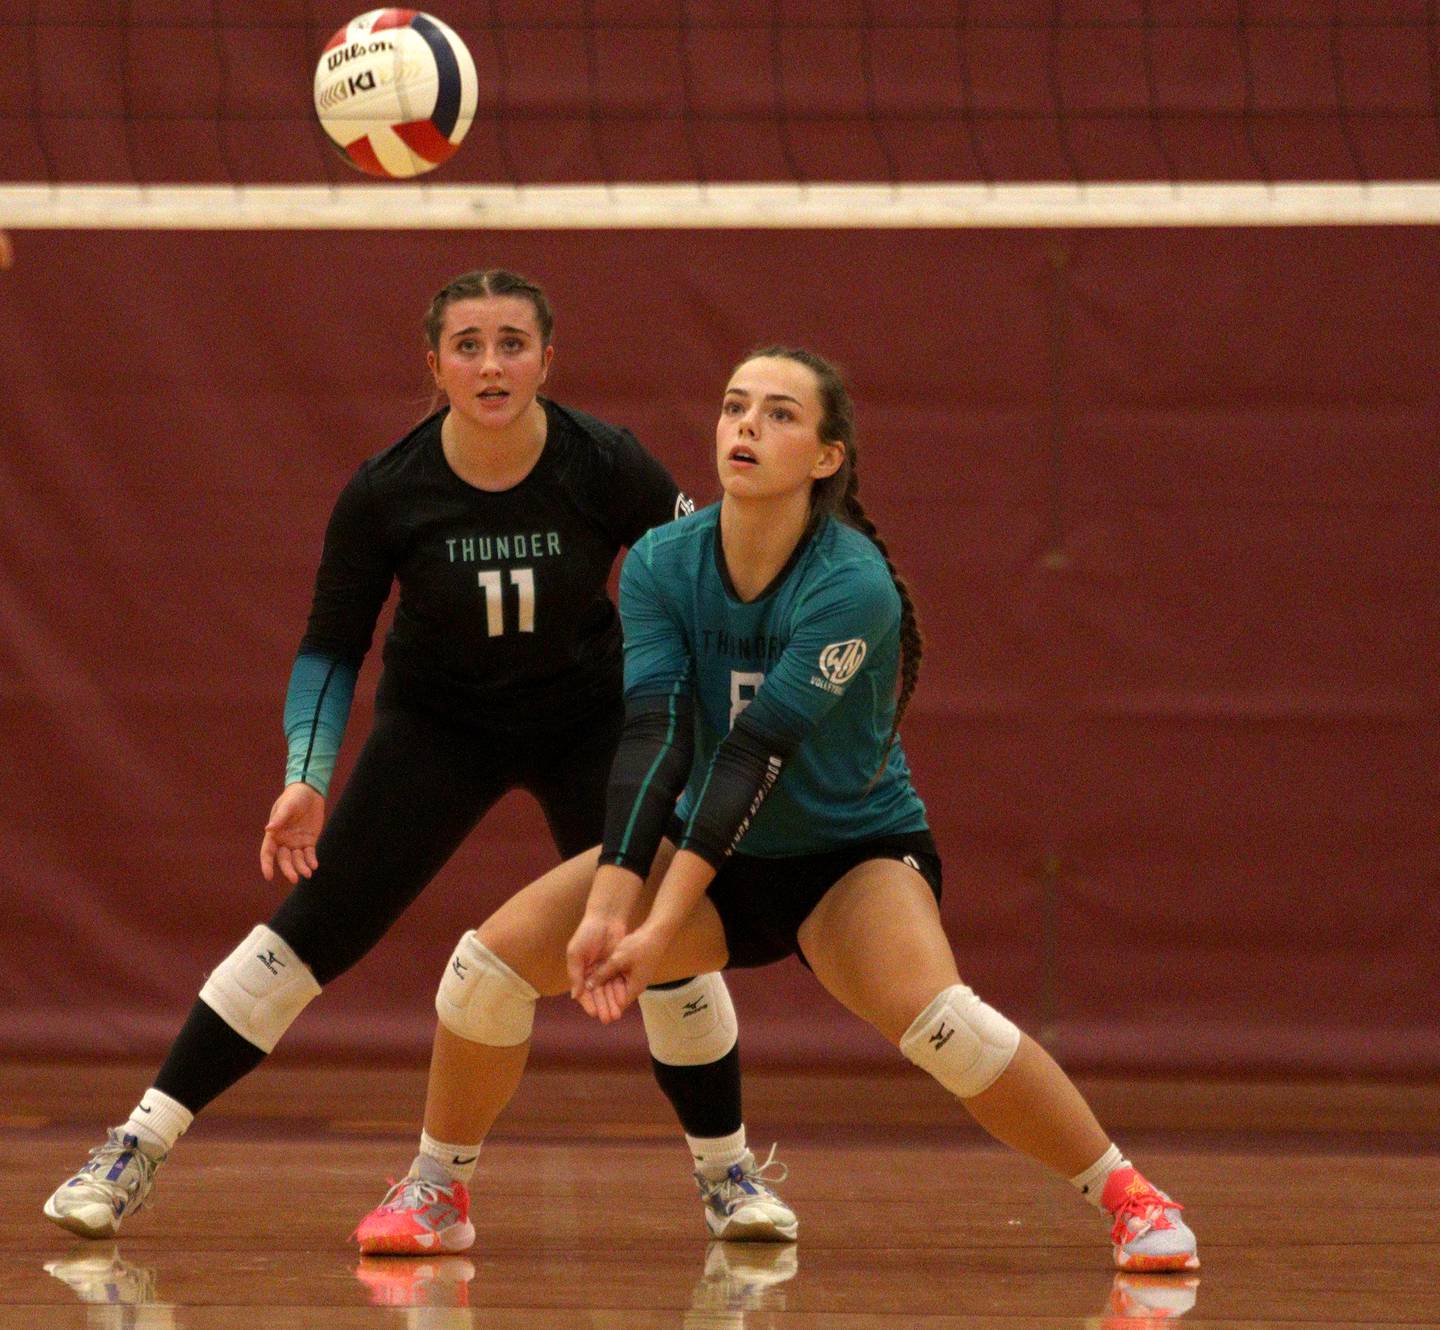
[617,504,929,859]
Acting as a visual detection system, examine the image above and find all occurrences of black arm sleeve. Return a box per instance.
[676,713,799,869]
[609,427,687,547]
[298,465,395,664]
[599,688,695,876]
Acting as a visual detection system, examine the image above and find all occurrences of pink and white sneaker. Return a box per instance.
[353,1175,475,1256]
[1101,1167,1200,1272]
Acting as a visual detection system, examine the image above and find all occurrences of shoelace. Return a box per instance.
[377,1176,455,1214]
[709,1145,790,1208]
[1109,1185,1184,1247]
[72,1134,156,1207]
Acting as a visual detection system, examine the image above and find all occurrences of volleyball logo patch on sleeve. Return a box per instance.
[811,638,867,694]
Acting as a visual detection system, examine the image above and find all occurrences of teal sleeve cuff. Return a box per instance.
[282,652,359,798]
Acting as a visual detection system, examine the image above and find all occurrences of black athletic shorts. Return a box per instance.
[668,819,943,970]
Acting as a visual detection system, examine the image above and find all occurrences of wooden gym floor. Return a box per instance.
[1,1061,1436,1329]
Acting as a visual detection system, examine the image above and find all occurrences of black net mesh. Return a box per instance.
[3,1,1439,188]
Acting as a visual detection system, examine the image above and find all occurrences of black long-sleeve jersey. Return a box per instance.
[297,399,689,735]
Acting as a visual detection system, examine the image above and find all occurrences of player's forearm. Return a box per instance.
[599,686,695,875]
[282,651,359,796]
[676,713,791,862]
[642,849,717,944]
[585,863,646,921]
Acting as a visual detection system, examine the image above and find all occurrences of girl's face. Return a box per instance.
[715,355,843,501]
[427,295,553,433]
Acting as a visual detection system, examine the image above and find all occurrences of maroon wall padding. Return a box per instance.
[1,227,1436,1074]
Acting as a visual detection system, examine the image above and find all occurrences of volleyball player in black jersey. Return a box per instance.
[44,269,792,1244]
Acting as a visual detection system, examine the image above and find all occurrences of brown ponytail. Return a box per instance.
[737,346,924,774]
[834,462,925,770]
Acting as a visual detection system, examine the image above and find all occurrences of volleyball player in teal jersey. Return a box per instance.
[354,346,1197,1272]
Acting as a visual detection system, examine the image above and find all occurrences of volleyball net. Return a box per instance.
[4,2,1440,228]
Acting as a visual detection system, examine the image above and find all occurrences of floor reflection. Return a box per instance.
[346,1240,803,1328]
[37,1239,1201,1328]
[42,1246,177,1327]
[353,1253,478,1328]
[1099,1270,1201,1324]
[683,1242,799,1328]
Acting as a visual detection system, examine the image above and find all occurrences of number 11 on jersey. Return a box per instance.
[476,567,535,636]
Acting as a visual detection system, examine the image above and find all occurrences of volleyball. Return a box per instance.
[314,9,477,179]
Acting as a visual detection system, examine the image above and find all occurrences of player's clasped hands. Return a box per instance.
[566,912,663,1024]
[260,781,325,885]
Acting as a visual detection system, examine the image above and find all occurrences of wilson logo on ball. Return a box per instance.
[313,9,477,179]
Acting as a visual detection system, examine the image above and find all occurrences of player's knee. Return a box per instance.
[435,930,540,1047]
[198,924,323,1054]
[899,983,1020,1100]
[638,973,738,1066]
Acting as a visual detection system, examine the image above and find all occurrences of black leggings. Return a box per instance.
[269,703,622,985]
[156,699,743,1132]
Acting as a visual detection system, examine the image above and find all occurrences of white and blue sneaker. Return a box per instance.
[695,1146,798,1243]
[43,1129,165,1239]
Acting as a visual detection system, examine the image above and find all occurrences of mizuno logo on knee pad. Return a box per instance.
[638,974,737,1066]
[901,984,1021,1100]
[199,925,321,1055]
[435,931,540,1047]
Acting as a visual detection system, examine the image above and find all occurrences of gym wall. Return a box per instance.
[2,224,1434,1074]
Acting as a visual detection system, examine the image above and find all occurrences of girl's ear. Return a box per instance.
[812,440,845,480]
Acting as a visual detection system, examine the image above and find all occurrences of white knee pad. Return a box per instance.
[435,930,540,1047]
[637,973,738,1066]
[198,924,322,1054]
[899,983,1021,1100]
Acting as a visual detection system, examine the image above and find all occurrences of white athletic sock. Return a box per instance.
[687,1126,749,1181]
[123,1089,193,1157]
[417,1130,482,1184]
[1070,1143,1129,1210]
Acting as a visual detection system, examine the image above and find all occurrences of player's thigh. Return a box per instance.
[650,889,730,984]
[273,708,509,983]
[477,840,694,994]
[526,707,623,858]
[476,848,607,994]
[797,859,961,1046]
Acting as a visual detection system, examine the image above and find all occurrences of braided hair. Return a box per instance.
[738,346,925,773]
